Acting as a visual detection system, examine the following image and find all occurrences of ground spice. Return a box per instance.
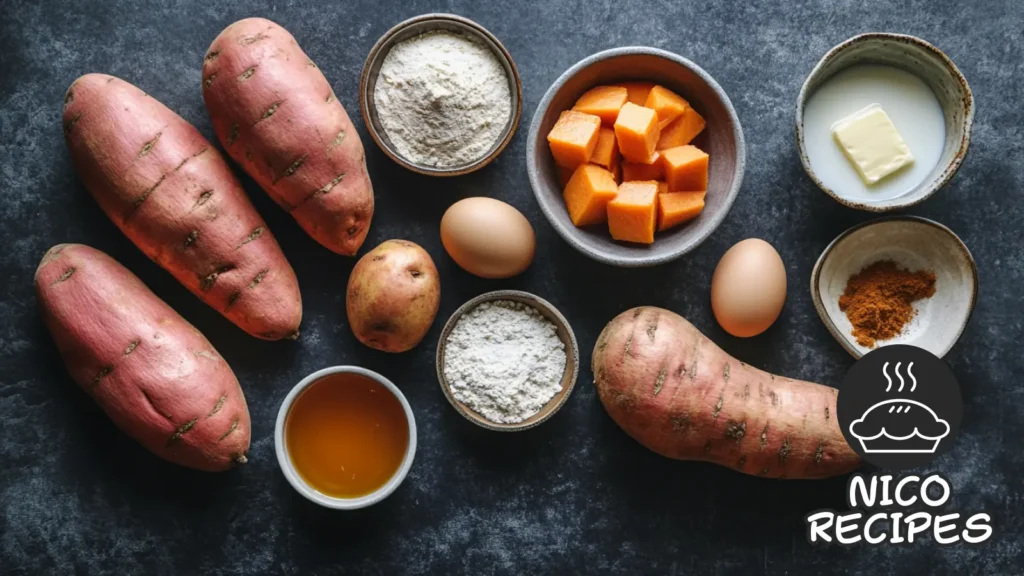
[838,260,937,348]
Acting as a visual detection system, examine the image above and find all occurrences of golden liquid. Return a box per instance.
[285,373,409,498]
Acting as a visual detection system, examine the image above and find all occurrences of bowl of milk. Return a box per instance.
[796,33,974,211]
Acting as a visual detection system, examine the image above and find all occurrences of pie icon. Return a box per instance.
[848,398,950,454]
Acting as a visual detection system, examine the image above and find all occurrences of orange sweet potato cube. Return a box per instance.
[547,110,602,168]
[607,181,658,244]
[658,191,706,231]
[563,164,619,227]
[657,107,706,150]
[644,85,691,129]
[611,157,622,184]
[622,152,664,181]
[662,145,709,192]
[614,103,660,163]
[589,127,620,169]
[573,86,628,126]
[658,181,669,195]
[617,81,655,106]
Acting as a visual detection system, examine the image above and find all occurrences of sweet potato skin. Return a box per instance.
[201,17,374,256]
[34,244,251,471]
[62,73,302,341]
[593,307,860,479]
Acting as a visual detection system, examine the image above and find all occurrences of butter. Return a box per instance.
[831,104,914,185]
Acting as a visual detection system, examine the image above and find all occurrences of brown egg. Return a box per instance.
[440,198,536,279]
[710,238,787,337]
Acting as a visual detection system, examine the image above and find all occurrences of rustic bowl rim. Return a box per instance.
[795,32,975,212]
[435,290,580,432]
[274,365,417,510]
[359,13,523,177]
[526,46,746,267]
[809,215,978,359]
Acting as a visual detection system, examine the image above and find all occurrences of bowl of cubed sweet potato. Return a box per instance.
[526,47,745,267]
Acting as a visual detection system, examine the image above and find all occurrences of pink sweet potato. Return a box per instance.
[62,73,302,341]
[201,17,374,256]
[35,244,251,471]
[593,307,860,479]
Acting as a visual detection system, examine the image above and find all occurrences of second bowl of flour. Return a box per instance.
[436,290,579,431]
[360,14,522,176]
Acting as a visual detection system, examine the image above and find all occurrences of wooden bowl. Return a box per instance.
[435,290,579,431]
[526,47,745,267]
[359,13,522,177]
[811,216,978,358]
[796,33,974,211]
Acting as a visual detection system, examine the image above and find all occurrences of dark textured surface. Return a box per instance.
[1,0,1022,574]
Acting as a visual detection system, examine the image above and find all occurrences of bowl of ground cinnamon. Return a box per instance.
[811,216,977,358]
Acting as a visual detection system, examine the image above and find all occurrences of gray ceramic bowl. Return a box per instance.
[811,216,977,358]
[360,13,522,176]
[275,366,417,510]
[435,290,579,431]
[526,47,745,267]
[796,33,974,212]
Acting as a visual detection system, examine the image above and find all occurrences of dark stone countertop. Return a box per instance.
[2,0,1022,574]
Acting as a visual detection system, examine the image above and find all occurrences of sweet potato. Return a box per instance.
[202,17,374,256]
[62,74,302,341]
[593,307,860,479]
[34,244,251,471]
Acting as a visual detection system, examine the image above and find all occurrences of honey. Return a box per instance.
[285,372,409,498]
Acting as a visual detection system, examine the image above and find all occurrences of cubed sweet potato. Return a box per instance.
[202,18,374,256]
[657,191,706,231]
[644,85,691,129]
[547,110,602,168]
[573,86,628,126]
[657,107,706,150]
[663,145,710,192]
[622,153,664,181]
[607,181,658,244]
[590,127,620,169]
[617,81,655,106]
[563,164,619,227]
[614,103,660,163]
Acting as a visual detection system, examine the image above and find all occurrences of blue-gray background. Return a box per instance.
[2,0,1021,574]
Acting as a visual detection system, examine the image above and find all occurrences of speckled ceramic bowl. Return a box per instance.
[527,47,745,267]
[435,290,579,432]
[796,33,974,211]
[811,216,977,358]
[360,13,522,177]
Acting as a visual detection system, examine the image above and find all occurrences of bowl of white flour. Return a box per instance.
[360,14,522,176]
[436,290,579,431]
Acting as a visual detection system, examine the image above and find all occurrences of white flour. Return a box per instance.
[373,30,512,168]
[443,301,566,424]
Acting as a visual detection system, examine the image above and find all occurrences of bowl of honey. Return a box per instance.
[275,366,417,510]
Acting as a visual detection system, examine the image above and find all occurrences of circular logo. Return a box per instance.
[837,345,962,470]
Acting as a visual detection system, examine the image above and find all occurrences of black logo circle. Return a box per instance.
[837,345,961,470]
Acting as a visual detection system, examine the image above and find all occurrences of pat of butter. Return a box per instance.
[831,104,914,185]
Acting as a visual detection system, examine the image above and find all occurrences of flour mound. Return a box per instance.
[443,301,566,424]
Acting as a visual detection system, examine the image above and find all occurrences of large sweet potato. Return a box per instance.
[201,17,374,255]
[593,307,859,479]
[62,73,302,341]
[35,244,251,471]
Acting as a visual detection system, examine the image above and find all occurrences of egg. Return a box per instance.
[440,197,536,279]
[710,238,787,337]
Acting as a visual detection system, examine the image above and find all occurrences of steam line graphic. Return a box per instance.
[882,361,916,392]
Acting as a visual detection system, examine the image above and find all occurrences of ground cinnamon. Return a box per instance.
[838,260,936,348]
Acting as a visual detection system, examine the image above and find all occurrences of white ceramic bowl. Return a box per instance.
[274,366,417,509]
[811,216,977,358]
